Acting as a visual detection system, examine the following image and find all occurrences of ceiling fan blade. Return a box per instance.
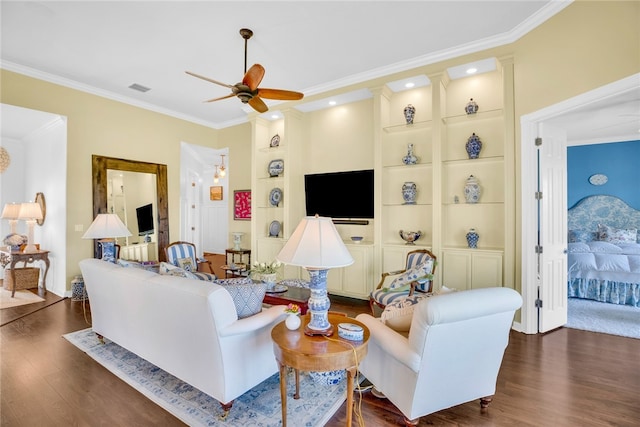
[243,64,265,91]
[203,93,235,103]
[185,71,233,88]
[257,88,304,101]
[248,96,269,113]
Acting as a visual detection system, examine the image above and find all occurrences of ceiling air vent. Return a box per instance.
[128,83,151,93]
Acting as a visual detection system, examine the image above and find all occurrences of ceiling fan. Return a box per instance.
[186,28,304,113]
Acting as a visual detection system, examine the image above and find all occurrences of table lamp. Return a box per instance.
[2,203,21,234]
[18,202,43,253]
[82,213,132,263]
[276,215,353,336]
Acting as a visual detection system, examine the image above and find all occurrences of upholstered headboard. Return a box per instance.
[568,195,640,242]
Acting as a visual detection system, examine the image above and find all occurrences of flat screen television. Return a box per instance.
[136,203,154,236]
[304,169,374,219]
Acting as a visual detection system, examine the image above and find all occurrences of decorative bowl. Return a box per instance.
[350,236,364,243]
[399,230,422,245]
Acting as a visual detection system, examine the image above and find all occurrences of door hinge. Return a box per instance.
[535,245,543,254]
[535,299,543,308]
[535,191,543,200]
[535,137,542,146]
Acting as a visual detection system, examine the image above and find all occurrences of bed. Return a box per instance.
[567,195,640,308]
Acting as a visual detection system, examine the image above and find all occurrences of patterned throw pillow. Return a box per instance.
[387,259,434,290]
[177,257,195,272]
[158,262,199,280]
[597,224,637,244]
[117,259,144,269]
[381,294,432,332]
[223,283,267,319]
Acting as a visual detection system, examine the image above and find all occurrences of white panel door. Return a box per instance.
[538,123,568,332]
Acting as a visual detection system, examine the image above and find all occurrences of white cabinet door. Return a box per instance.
[442,251,472,291]
[442,249,503,291]
[327,244,373,299]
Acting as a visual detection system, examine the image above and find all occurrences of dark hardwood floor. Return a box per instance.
[2,291,639,426]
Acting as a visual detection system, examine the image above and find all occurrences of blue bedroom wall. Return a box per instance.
[567,140,640,209]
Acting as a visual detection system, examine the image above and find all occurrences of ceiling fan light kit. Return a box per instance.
[186,28,303,113]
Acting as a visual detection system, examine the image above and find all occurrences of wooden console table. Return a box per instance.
[1,249,50,297]
[271,313,369,427]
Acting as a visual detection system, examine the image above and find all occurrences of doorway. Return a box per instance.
[519,74,640,334]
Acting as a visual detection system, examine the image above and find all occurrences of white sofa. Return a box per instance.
[356,287,522,426]
[79,258,286,415]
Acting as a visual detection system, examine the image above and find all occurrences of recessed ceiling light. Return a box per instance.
[328,101,337,106]
[405,82,415,88]
[466,67,478,74]
[447,58,497,80]
[386,75,430,93]
[271,114,279,119]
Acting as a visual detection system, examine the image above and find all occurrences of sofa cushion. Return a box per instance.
[222,282,267,319]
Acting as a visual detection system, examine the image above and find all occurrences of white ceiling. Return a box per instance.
[1,1,638,142]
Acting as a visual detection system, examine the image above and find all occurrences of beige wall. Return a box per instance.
[1,1,638,292]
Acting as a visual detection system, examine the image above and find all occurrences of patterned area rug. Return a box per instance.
[0,288,44,309]
[64,328,353,426]
[566,298,640,339]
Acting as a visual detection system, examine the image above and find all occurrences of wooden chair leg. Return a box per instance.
[480,396,493,408]
[219,400,234,419]
[403,417,419,426]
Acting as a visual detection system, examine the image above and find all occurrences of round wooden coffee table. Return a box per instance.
[271,313,369,427]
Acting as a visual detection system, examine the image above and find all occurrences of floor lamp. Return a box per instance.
[277,215,353,336]
[82,214,132,263]
[18,202,43,253]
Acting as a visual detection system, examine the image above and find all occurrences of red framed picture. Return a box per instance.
[233,190,251,220]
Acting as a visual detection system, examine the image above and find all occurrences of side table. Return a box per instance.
[1,249,51,297]
[224,248,251,278]
[271,313,369,427]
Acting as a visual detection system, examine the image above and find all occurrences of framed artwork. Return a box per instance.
[210,186,223,201]
[234,190,251,220]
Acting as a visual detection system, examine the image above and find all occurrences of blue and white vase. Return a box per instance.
[402,181,417,204]
[466,228,479,248]
[402,143,419,165]
[464,175,481,204]
[465,133,482,159]
[465,98,479,115]
[404,104,416,124]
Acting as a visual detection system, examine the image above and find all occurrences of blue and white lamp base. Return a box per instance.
[305,269,334,336]
[99,240,117,263]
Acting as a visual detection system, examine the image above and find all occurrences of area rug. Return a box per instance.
[566,298,640,339]
[0,288,44,309]
[64,328,354,426]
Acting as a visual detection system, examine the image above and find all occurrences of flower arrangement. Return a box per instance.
[3,233,27,249]
[249,260,282,275]
[284,303,300,315]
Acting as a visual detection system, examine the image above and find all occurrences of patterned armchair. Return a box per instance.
[165,241,216,281]
[369,249,436,315]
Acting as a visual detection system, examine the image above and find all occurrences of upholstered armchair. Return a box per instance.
[356,287,522,426]
[369,249,436,314]
[165,241,216,281]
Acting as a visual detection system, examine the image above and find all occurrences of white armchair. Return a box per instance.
[356,287,522,426]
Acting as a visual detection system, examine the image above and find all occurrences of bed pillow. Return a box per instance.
[597,224,638,244]
[223,282,267,319]
[616,243,640,254]
[568,253,597,271]
[594,253,630,272]
[568,242,590,253]
[568,229,597,243]
[586,241,623,253]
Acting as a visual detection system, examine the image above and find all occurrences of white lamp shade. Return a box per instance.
[82,214,132,239]
[1,203,21,219]
[277,216,354,269]
[18,202,43,220]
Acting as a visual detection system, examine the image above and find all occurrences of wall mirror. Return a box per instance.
[92,155,169,262]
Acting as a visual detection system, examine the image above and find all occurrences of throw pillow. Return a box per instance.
[597,224,637,244]
[177,257,195,272]
[387,259,434,290]
[223,283,267,319]
[380,294,431,332]
[117,259,144,269]
[158,262,199,280]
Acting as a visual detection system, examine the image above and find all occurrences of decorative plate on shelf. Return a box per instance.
[270,134,280,148]
[269,187,283,207]
[269,220,281,237]
[268,159,284,177]
[588,174,608,186]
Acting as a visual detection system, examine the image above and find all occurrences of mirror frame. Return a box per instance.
[92,155,169,262]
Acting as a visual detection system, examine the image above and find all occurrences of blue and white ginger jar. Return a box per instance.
[465,98,479,115]
[465,133,482,159]
[464,175,481,204]
[466,228,479,248]
[404,104,416,124]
